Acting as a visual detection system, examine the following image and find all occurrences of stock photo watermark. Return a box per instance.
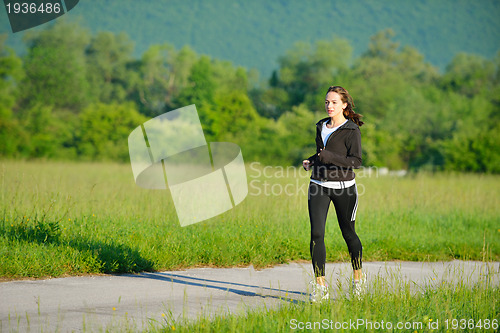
[289,317,498,331]
[3,0,80,33]
[128,104,248,227]
[247,162,382,197]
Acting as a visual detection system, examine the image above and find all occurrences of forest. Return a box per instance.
[0,20,499,172]
[2,0,499,77]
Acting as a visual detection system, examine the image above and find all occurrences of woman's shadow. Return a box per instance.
[2,220,307,304]
[130,271,307,304]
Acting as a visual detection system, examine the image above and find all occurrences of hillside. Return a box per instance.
[1,0,499,76]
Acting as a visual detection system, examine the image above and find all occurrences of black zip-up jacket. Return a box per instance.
[306,117,362,181]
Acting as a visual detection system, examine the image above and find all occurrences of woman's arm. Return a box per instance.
[317,129,362,168]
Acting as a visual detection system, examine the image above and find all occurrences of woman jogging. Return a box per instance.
[302,85,365,302]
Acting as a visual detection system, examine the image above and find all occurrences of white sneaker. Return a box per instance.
[310,281,329,303]
[352,275,367,298]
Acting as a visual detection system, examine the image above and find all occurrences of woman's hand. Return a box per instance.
[302,160,311,171]
[317,149,334,163]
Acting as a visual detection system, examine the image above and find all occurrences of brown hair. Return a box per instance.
[326,86,364,126]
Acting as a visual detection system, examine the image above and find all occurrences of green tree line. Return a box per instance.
[1,21,499,172]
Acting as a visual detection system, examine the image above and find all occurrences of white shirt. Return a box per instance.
[321,119,347,146]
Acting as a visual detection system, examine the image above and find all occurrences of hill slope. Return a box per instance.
[1,0,499,76]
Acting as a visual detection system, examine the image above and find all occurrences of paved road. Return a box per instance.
[1,261,498,332]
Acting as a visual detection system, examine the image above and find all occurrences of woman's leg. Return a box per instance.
[331,184,362,279]
[308,182,332,284]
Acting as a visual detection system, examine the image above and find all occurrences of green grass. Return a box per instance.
[0,160,499,279]
[156,272,499,333]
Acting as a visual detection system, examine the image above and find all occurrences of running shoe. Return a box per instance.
[309,281,329,303]
[352,275,367,298]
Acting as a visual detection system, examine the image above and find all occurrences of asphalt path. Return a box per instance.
[1,261,498,332]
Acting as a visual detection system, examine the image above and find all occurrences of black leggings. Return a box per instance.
[308,182,362,277]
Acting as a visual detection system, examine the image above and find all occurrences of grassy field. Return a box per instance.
[157,273,499,333]
[0,160,499,279]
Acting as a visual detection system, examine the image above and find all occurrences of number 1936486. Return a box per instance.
[444,319,498,330]
[6,2,61,14]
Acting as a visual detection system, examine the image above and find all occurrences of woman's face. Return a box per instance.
[325,91,347,118]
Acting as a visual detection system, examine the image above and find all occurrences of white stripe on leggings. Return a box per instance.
[351,185,358,222]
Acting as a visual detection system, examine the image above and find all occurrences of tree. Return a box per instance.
[86,31,136,104]
[21,19,90,111]
[269,37,353,114]
[20,104,78,159]
[209,90,261,142]
[136,43,176,116]
[78,102,147,161]
[275,104,318,165]
[171,55,217,136]
[441,53,496,97]
[0,34,25,156]
[136,44,198,116]
[439,93,499,172]
[343,30,441,169]
[173,55,216,108]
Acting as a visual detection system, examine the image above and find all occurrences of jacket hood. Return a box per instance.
[316,118,359,130]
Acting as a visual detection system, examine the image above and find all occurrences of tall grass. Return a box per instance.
[157,266,499,333]
[0,160,498,279]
